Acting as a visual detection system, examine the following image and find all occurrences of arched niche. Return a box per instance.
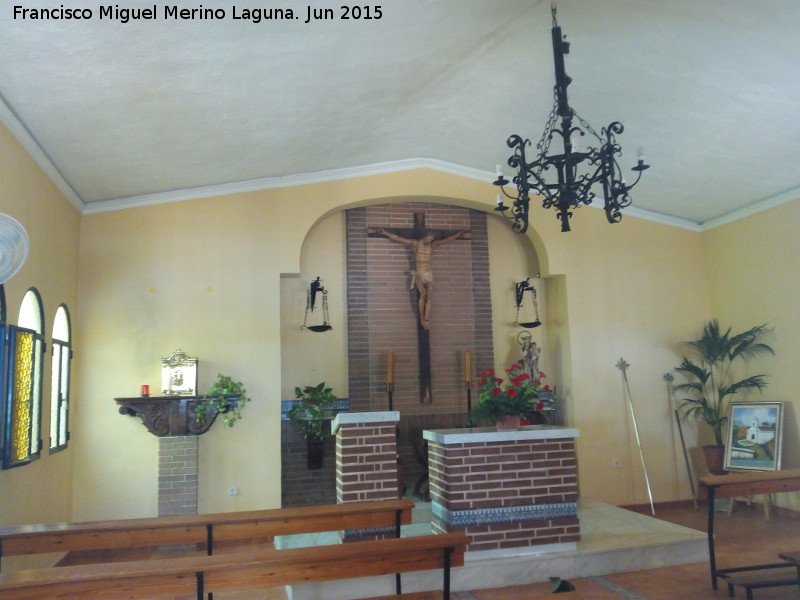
[277,196,565,507]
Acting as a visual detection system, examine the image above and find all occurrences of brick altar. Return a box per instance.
[424,425,580,553]
[333,411,400,540]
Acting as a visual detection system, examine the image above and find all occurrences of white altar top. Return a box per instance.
[331,410,399,434]
[422,425,580,445]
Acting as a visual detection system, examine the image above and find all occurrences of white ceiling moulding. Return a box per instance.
[80,158,489,215]
[0,100,780,234]
[81,158,700,231]
[701,186,800,231]
[0,97,84,213]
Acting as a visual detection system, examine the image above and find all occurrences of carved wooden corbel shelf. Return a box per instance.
[115,395,235,437]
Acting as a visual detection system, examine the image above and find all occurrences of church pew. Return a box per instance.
[0,498,414,570]
[0,530,468,600]
[362,587,585,599]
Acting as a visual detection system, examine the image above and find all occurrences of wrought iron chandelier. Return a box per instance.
[494,4,649,233]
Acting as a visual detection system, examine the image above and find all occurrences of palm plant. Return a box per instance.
[675,320,774,447]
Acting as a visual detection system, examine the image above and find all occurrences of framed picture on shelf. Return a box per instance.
[161,348,198,396]
[724,401,783,471]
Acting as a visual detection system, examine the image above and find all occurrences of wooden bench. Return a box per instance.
[718,564,800,599]
[0,531,468,600]
[0,498,414,570]
[363,591,585,600]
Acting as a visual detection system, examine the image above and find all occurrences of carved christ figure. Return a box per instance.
[374,227,469,329]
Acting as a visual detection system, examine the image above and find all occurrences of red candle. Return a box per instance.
[140,384,150,396]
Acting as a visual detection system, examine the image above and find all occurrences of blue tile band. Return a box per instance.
[432,501,577,527]
[342,524,396,537]
[280,398,349,420]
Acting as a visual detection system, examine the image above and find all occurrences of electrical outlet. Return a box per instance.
[612,459,621,468]
[228,486,239,496]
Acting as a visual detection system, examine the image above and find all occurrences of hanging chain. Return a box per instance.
[321,288,330,327]
[302,286,332,330]
[536,89,560,158]
[302,287,311,329]
[573,110,604,143]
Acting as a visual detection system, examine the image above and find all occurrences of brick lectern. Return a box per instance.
[424,425,581,554]
[333,411,400,540]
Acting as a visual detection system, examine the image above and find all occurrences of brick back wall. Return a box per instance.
[158,436,198,517]
[281,422,337,507]
[345,203,494,495]
[346,203,493,414]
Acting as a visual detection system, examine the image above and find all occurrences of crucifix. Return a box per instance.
[368,211,471,403]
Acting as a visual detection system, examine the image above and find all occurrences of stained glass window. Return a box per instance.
[2,288,44,469]
[50,305,71,452]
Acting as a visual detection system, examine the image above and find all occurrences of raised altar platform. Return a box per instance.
[279,498,708,599]
[281,422,706,598]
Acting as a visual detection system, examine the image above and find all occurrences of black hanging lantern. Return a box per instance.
[302,277,332,332]
[514,278,541,328]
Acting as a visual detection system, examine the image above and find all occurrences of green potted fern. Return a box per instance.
[674,320,773,473]
[194,373,250,428]
[286,382,338,468]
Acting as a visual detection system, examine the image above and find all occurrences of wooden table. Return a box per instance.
[779,550,800,565]
[698,468,800,589]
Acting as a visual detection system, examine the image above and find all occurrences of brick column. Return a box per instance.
[424,426,581,554]
[333,411,400,541]
[158,436,198,516]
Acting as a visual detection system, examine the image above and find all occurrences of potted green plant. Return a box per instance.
[194,373,251,428]
[674,320,774,473]
[470,364,547,430]
[286,382,338,468]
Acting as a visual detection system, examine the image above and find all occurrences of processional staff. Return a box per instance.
[616,357,655,516]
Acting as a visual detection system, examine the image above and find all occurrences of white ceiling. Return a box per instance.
[1,0,799,228]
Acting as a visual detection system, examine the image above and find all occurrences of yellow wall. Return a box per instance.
[280,212,349,399]
[529,203,711,505]
[70,169,712,517]
[702,198,800,507]
[0,122,80,568]
[3,113,798,554]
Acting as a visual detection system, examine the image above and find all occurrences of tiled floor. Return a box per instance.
[268,499,799,600]
[464,500,800,600]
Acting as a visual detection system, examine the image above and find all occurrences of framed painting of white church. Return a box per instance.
[724,401,784,471]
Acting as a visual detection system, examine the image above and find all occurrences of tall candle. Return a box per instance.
[464,351,472,382]
[387,351,394,385]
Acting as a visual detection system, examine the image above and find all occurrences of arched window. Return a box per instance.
[2,288,44,468]
[50,305,72,452]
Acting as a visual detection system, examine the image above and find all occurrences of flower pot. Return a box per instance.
[307,438,325,469]
[495,415,521,431]
[702,444,726,475]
